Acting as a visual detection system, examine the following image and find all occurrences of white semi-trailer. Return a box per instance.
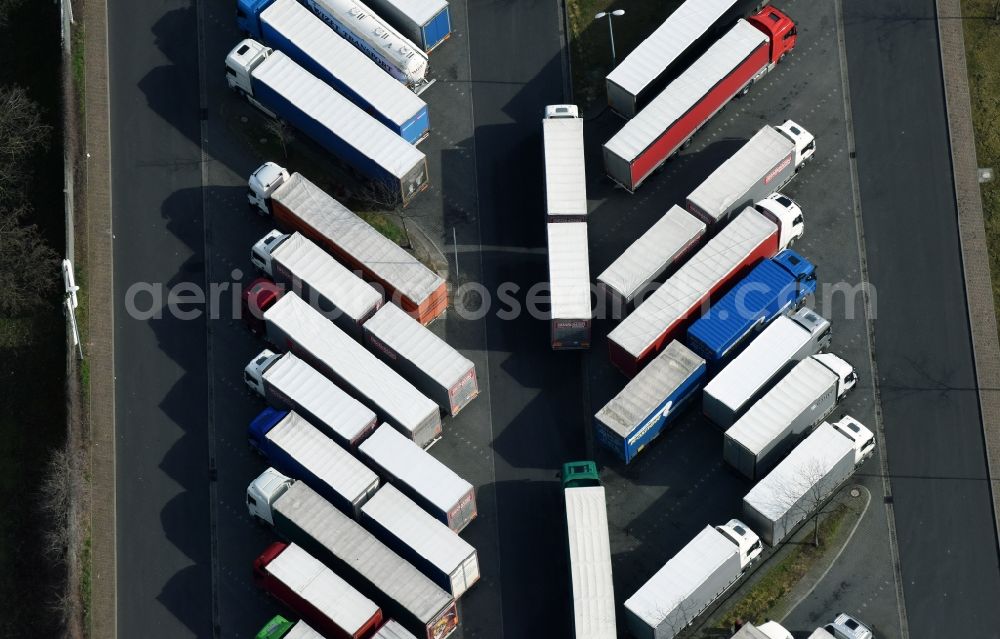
[542,105,588,222]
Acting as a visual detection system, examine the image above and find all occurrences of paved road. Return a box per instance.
[108,1,212,637]
[843,1,1000,636]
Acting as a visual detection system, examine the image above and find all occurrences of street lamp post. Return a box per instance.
[595,9,625,67]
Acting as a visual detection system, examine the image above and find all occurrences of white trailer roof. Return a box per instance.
[547,223,592,320]
[266,294,438,435]
[359,424,472,511]
[565,486,616,639]
[597,206,706,302]
[704,315,807,413]
[379,0,449,27]
[609,209,776,359]
[363,303,474,389]
[596,341,704,438]
[268,543,380,634]
[266,352,376,444]
[686,125,793,224]
[625,526,735,627]
[605,21,768,162]
[543,117,588,218]
[285,621,326,639]
[268,412,379,502]
[254,51,425,180]
[744,422,853,524]
[606,0,742,96]
[277,481,453,623]
[275,232,382,323]
[371,620,419,639]
[262,0,426,128]
[275,173,443,306]
[727,357,834,456]
[362,484,475,573]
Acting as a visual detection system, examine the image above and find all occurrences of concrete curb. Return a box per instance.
[82,0,117,635]
[935,0,1000,551]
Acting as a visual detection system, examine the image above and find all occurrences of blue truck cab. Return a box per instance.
[236,0,273,37]
[248,406,287,454]
[686,249,817,363]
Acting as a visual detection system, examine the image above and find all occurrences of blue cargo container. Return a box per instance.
[238,0,429,143]
[686,249,817,363]
[594,341,707,463]
[362,0,451,52]
[248,407,380,517]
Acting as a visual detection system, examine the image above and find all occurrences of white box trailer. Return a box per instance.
[361,484,480,599]
[597,206,706,308]
[372,620,419,639]
[262,292,441,447]
[547,222,593,350]
[723,353,857,480]
[543,107,588,222]
[358,424,477,532]
[251,230,384,336]
[362,303,478,417]
[245,349,379,447]
[361,0,452,52]
[564,482,616,639]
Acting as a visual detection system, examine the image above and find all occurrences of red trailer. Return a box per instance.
[603,7,797,192]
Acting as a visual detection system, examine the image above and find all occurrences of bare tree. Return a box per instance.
[768,457,832,547]
[266,118,292,159]
[0,205,59,316]
[0,85,52,202]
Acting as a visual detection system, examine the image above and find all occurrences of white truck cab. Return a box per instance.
[247,161,290,214]
[824,613,874,639]
[830,415,876,466]
[753,192,804,249]
[250,230,289,274]
[247,467,294,525]
[756,621,794,639]
[544,104,579,119]
[775,119,816,168]
[225,39,275,114]
[813,352,858,399]
[715,518,763,569]
[244,349,282,397]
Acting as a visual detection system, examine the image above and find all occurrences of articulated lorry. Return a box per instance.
[236,0,429,143]
[254,542,384,639]
[686,249,816,363]
[247,163,445,323]
[607,198,803,377]
[724,353,857,480]
[603,7,797,192]
[543,105,588,222]
[547,222,592,350]
[686,122,815,226]
[743,417,875,545]
[606,0,770,117]
[244,285,442,447]
[250,477,459,639]
[227,43,429,205]
[362,0,451,52]
[562,461,616,639]
[594,341,706,463]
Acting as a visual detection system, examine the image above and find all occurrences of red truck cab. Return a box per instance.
[748,6,797,62]
[243,276,283,335]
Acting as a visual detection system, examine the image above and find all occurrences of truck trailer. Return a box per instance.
[686,249,817,363]
[246,287,442,447]
[605,0,767,118]
[253,478,459,639]
[372,620,419,639]
[607,199,803,377]
[543,105,588,222]
[361,0,451,52]
[358,424,476,532]
[251,230,383,336]
[236,0,429,143]
[247,163,445,323]
[603,7,797,192]
[743,417,875,545]
[562,461,616,639]
[547,222,592,350]
[686,122,815,225]
[248,409,380,517]
[723,353,857,480]
[596,205,706,309]
[254,542,384,639]
[226,43,429,205]
[362,303,478,416]
[624,520,763,639]
[360,484,480,598]
[702,308,831,428]
[594,341,706,463]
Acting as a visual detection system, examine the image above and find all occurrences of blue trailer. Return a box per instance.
[594,341,707,463]
[237,0,429,143]
[248,408,381,517]
[686,249,817,363]
[362,0,451,52]
[226,40,428,205]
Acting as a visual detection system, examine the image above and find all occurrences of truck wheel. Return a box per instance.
[779,52,787,64]
[681,137,694,150]
[740,82,753,97]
